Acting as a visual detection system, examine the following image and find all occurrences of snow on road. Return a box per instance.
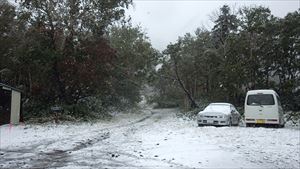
[0,108,299,169]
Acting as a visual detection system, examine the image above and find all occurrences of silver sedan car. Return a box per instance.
[197,103,240,126]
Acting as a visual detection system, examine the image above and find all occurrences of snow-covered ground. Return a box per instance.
[0,108,299,169]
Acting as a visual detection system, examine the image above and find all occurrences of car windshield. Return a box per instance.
[204,104,230,113]
[247,94,275,105]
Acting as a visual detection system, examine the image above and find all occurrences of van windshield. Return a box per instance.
[247,94,275,105]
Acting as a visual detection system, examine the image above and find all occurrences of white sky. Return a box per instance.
[126,0,300,51]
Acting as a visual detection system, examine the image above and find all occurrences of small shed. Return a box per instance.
[0,83,22,125]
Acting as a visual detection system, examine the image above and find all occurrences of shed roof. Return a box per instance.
[0,83,22,93]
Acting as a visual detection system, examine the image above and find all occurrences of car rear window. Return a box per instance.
[247,94,275,105]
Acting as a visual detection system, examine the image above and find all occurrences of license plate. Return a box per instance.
[207,120,213,124]
[256,119,265,124]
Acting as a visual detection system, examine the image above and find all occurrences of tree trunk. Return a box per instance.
[28,70,32,94]
[53,60,65,102]
[172,55,198,108]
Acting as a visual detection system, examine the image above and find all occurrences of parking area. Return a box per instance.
[0,108,299,168]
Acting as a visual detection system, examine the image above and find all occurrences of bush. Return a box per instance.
[236,107,244,117]
[176,100,210,120]
[154,101,179,109]
[23,96,112,123]
[285,111,300,124]
[63,96,112,122]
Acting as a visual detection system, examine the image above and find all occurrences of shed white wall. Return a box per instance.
[10,90,21,124]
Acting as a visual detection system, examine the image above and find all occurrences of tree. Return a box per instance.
[212,5,241,103]
[164,40,198,109]
[153,6,299,111]
[15,0,132,101]
[0,0,136,119]
[107,24,159,107]
[0,1,16,83]
[212,5,238,52]
[239,6,275,89]
[275,10,300,110]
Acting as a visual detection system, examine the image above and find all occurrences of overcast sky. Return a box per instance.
[126,0,300,51]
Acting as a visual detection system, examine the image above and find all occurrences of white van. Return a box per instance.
[244,89,284,127]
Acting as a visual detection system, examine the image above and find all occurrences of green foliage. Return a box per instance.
[63,96,110,121]
[153,5,300,111]
[106,24,159,108]
[0,0,158,122]
[23,96,110,123]
[152,87,182,108]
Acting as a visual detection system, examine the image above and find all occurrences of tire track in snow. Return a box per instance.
[0,108,156,168]
[94,108,193,169]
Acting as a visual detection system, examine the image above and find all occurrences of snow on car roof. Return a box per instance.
[204,103,231,114]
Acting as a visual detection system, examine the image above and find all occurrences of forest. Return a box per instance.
[0,0,299,121]
[152,5,300,112]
